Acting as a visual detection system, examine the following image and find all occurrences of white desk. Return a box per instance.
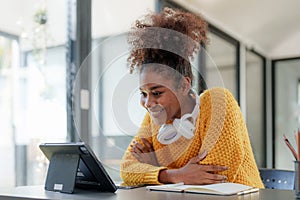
[0,185,295,200]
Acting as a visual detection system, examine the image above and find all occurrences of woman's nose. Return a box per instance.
[142,96,154,108]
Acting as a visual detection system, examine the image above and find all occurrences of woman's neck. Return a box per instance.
[180,93,196,117]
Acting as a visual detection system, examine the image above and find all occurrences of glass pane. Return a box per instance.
[22,46,67,185]
[245,51,265,167]
[90,0,156,183]
[275,59,300,170]
[0,35,16,188]
[205,32,237,98]
[0,0,68,187]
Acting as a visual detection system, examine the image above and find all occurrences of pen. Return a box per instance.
[295,131,298,152]
[297,129,300,161]
[283,134,298,160]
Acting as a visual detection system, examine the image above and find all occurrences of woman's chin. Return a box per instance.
[151,117,165,126]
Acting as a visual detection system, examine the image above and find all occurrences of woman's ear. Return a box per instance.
[180,77,192,95]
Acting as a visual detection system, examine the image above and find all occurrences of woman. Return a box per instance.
[120,7,264,188]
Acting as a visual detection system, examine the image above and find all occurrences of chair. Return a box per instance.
[259,168,295,190]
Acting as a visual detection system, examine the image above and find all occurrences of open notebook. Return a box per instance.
[146,182,259,196]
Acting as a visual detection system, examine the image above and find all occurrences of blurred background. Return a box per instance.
[0,0,300,187]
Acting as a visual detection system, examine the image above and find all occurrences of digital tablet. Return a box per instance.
[39,142,117,193]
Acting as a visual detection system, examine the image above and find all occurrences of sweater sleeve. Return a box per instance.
[199,88,264,188]
[198,88,243,179]
[120,113,167,186]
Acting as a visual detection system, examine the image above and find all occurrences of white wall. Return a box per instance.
[173,0,300,59]
[271,29,300,59]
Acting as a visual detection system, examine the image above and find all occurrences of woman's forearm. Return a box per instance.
[158,168,181,183]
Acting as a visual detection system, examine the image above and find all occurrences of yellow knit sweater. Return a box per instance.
[120,87,264,188]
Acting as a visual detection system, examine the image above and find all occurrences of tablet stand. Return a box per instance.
[44,153,80,193]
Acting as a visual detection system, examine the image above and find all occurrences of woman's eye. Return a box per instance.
[140,92,147,97]
[153,91,162,96]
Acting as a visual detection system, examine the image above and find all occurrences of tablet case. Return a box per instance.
[45,153,80,193]
[40,142,117,194]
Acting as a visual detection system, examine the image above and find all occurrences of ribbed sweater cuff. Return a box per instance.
[143,167,167,184]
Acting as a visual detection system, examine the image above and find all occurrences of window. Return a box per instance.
[0,34,18,188]
[245,50,266,167]
[205,31,239,99]
[0,0,67,187]
[90,0,156,182]
[273,58,300,169]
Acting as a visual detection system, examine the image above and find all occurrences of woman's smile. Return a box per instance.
[149,107,165,118]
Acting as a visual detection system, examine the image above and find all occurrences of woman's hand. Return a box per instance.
[159,151,228,185]
[130,138,159,166]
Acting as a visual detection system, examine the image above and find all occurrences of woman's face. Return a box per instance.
[139,69,184,126]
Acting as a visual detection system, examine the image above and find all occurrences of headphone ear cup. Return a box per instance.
[173,116,195,139]
[180,120,195,139]
[157,123,181,144]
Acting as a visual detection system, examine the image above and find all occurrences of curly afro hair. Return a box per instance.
[127,7,208,82]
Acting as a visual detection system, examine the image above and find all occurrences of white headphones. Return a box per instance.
[157,95,200,144]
